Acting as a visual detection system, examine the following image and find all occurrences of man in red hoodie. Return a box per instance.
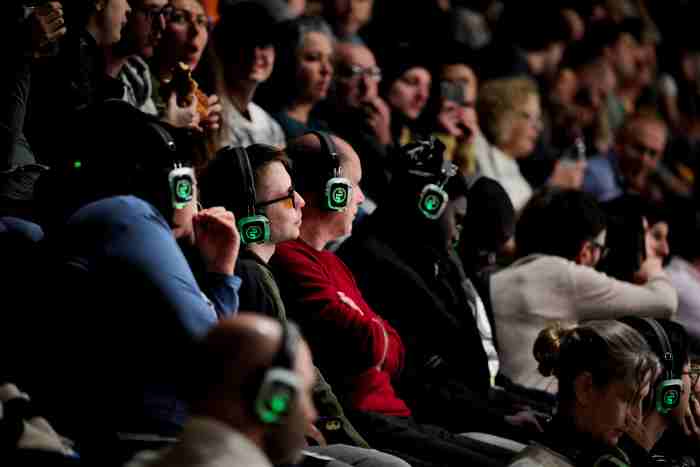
[270,131,514,467]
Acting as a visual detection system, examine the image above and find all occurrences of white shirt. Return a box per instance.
[474,136,533,211]
[220,97,286,148]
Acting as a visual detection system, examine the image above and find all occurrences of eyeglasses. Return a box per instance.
[256,187,296,210]
[589,238,610,260]
[133,4,174,23]
[169,8,211,30]
[337,64,382,82]
[628,141,661,160]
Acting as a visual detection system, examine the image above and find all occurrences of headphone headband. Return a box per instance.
[644,318,675,378]
[307,130,339,175]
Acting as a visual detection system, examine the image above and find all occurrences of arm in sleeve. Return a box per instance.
[572,263,678,322]
[272,246,387,372]
[200,271,241,318]
[106,210,220,338]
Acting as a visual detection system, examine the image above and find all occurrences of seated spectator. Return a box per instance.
[476,77,586,212]
[377,43,431,147]
[270,131,515,467]
[151,0,221,135]
[129,313,316,467]
[32,101,241,466]
[211,2,285,148]
[583,113,667,202]
[257,16,334,139]
[618,317,699,465]
[491,188,677,393]
[317,41,392,205]
[106,0,169,115]
[338,139,548,438]
[509,320,659,467]
[200,143,410,467]
[26,0,131,165]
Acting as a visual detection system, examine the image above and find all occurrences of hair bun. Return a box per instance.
[533,323,572,377]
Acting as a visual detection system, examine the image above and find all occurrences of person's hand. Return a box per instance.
[30,2,66,58]
[362,96,392,146]
[164,92,201,130]
[505,410,544,433]
[548,159,587,190]
[683,387,700,440]
[305,422,327,447]
[634,256,664,284]
[193,207,240,275]
[202,94,222,132]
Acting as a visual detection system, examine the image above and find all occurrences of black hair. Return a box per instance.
[516,188,606,260]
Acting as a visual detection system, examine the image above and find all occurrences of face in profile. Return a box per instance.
[162,0,209,70]
[585,372,651,447]
[256,162,305,244]
[296,31,334,104]
[124,0,168,58]
[644,219,669,262]
[439,195,467,251]
[386,67,431,120]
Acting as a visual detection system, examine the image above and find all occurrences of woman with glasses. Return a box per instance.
[510,320,659,467]
[152,0,222,138]
[475,77,586,212]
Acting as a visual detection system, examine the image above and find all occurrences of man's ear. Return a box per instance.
[95,0,106,12]
[574,371,594,408]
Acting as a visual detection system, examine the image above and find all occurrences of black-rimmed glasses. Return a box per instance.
[133,4,175,23]
[256,187,296,210]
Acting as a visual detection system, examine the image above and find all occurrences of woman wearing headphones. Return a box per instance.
[510,320,659,467]
[617,318,700,466]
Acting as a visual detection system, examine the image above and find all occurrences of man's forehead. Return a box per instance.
[340,45,375,67]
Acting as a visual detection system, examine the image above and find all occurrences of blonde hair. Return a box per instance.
[477,77,539,147]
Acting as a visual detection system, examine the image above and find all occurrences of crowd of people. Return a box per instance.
[5,0,700,466]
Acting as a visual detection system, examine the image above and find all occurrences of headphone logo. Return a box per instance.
[255,322,302,424]
[168,165,195,209]
[242,222,267,244]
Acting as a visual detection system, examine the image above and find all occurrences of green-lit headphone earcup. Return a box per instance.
[655,379,683,414]
[418,184,448,220]
[238,215,271,245]
[325,177,352,211]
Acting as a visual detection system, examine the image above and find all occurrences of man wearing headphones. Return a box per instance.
[133,313,316,467]
[201,143,414,467]
[37,102,241,465]
[271,131,513,467]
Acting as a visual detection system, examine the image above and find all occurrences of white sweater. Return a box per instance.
[491,254,678,392]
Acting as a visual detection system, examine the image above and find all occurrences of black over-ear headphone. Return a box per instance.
[306,131,353,211]
[643,318,683,414]
[224,146,271,245]
[255,321,302,424]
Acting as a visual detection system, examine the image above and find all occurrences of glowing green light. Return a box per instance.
[271,395,288,412]
[333,188,347,204]
[665,391,679,405]
[424,195,439,212]
[73,160,82,169]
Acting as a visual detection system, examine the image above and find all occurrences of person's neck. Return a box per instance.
[496,143,518,160]
[227,81,257,116]
[248,242,275,263]
[285,101,314,124]
[104,46,130,78]
[85,21,101,47]
[299,212,332,251]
